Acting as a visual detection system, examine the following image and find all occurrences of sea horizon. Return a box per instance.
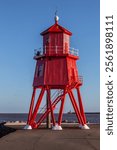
[0,112,100,124]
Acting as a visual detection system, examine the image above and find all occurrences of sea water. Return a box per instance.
[0,113,100,124]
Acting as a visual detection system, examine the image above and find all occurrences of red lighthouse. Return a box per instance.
[24,15,89,130]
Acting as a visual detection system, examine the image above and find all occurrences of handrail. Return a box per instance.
[38,89,63,114]
[34,46,79,57]
[79,76,83,84]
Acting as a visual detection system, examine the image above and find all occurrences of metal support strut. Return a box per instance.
[76,87,86,124]
[29,88,45,127]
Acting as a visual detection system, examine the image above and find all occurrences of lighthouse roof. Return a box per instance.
[40,23,72,36]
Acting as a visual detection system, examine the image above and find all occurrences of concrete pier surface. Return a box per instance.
[0,124,100,150]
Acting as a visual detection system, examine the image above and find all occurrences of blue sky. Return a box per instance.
[0,0,99,113]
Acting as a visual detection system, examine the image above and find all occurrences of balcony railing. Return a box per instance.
[78,76,83,85]
[69,47,79,56]
[70,75,83,85]
[34,46,79,57]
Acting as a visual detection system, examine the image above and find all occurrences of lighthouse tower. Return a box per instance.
[24,15,89,130]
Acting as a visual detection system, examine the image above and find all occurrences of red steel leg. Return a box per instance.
[58,89,66,126]
[27,88,36,124]
[30,88,45,125]
[76,87,86,124]
[47,88,56,126]
[68,90,84,125]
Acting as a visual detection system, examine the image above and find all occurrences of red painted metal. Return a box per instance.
[29,88,45,126]
[27,16,88,129]
[58,89,66,125]
[36,83,78,127]
[41,23,72,36]
[33,57,79,86]
[68,91,84,125]
[36,95,62,128]
[76,87,86,124]
[27,88,36,124]
[46,88,56,126]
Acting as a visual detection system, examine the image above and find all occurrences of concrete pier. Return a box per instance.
[0,124,99,150]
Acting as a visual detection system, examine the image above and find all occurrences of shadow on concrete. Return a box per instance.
[0,122,16,138]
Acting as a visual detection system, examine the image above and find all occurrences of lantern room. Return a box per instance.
[41,16,72,55]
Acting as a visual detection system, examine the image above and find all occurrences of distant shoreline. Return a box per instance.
[85,112,100,114]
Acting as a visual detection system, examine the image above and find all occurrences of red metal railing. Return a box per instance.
[34,46,79,57]
[79,76,83,85]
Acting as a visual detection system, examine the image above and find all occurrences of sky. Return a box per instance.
[0,0,100,113]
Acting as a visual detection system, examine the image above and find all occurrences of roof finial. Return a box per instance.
[54,10,59,24]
